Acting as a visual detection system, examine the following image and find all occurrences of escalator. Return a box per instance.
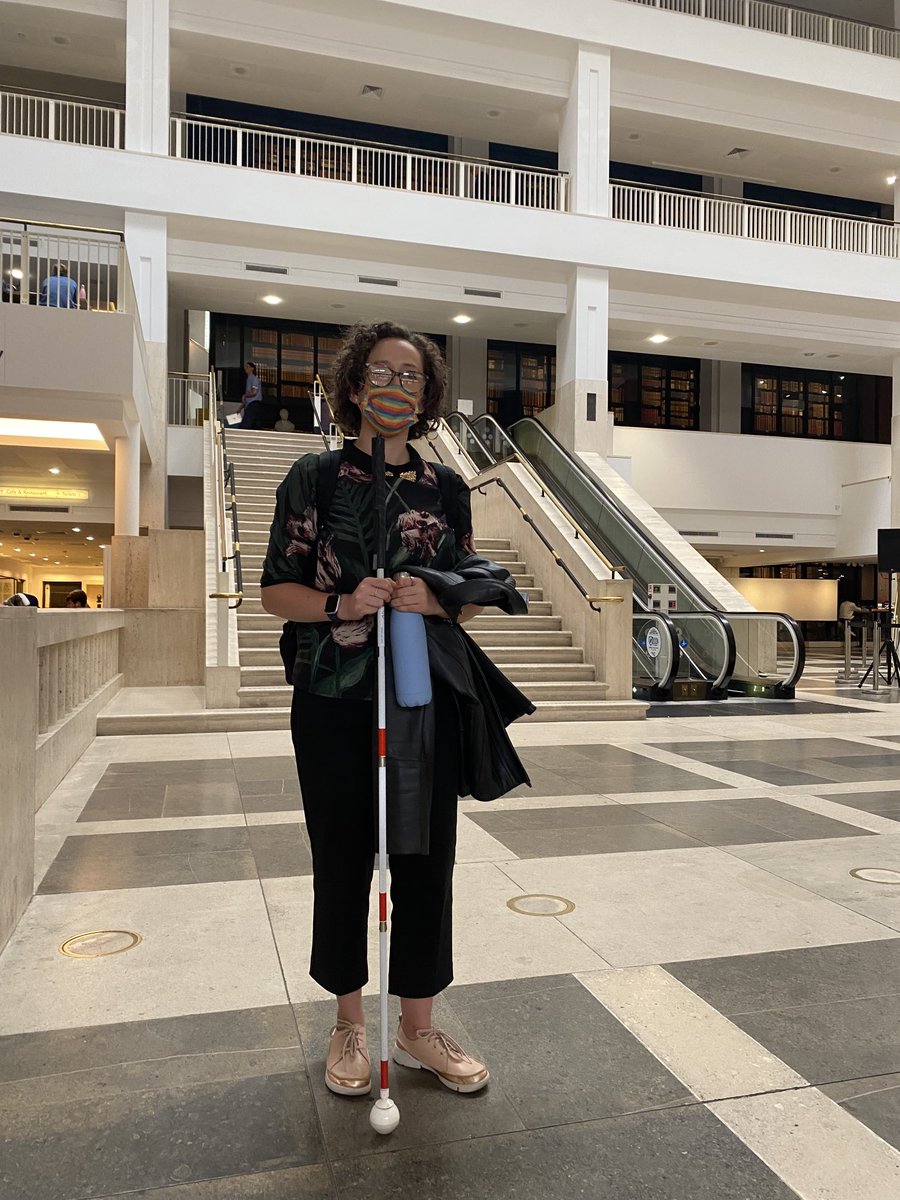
[447,412,804,702]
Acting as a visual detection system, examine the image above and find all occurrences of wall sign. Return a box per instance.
[0,486,89,501]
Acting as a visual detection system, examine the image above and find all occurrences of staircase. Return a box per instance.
[227,429,629,721]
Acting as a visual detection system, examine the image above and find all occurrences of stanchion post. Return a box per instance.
[872,619,882,693]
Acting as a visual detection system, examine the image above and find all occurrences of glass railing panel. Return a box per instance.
[500,417,709,614]
[725,613,805,697]
[671,612,736,695]
[445,412,495,472]
[632,612,678,696]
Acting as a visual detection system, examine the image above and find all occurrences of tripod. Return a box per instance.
[858,616,900,691]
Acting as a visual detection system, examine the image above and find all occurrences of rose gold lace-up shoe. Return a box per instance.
[325,1020,372,1097]
[392,1023,489,1093]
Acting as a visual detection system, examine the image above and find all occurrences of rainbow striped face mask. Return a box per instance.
[358,385,419,436]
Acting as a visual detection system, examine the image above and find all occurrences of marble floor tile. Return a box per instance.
[83,734,233,763]
[118,1165,334,1198]
[248,823,312,877]
[447,973,692,1127]
[824,789,900,820]
[577,966,805,1102]
[454,814,513,863]
[821,1074,900,1154]
[0,881,288,1034]
[331,1105,798,1200]
[0,1066,322,1200]
[709,1088,900,1200]
[501,848,893,968]
[484,823,705,858]
[226,731,294,759]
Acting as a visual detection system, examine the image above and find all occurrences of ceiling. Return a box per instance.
[0,518,110,573]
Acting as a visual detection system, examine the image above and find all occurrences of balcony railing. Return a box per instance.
[0,87,124,147]
[1,220,125,310]
[621,0,900,59]
[610,182,900,258]
[168,373,211,426]
[170,114,569,212]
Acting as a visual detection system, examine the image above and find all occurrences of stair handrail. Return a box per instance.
[208,370,243,609]
[309,374,344,449]
[449,412,626,580]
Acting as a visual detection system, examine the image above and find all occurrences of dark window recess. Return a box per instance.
[609,353,701,431]
[744,183,884,221]
[210,312,445,432]
[610,161,703,192]
[488,143,559,171]
[742,365,890,443]
[186,95,450,154]
[486,340,556,427]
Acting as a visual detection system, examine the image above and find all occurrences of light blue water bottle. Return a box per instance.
[390,574,432,707]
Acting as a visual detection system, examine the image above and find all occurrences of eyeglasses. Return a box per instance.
[364,363,426,396]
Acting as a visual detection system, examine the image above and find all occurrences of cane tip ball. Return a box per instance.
[369,1097,400,1135]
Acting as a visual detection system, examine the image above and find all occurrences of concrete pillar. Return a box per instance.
[891,355,900,528]
[125,0,170,155]
[115,420,141,537]
[124,212,168,528]
[449,336,488,416]
[558,45,611,216]
[550,266,609,456]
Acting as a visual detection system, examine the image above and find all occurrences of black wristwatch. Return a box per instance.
[324,593,342,623]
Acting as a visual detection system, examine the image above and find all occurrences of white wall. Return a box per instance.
[167,425,203,477]
[835,475,891,559]
[612,425,890,557]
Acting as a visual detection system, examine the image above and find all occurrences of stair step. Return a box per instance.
[97,698,647,733]
[469,630,574,647]
[468,614,561,630]
[239,661,596,686]
[238,678,609,706]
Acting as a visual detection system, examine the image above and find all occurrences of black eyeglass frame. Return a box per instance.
[364,363,426,396]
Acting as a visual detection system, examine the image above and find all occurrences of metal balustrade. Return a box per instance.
[0,87,124,147]
[168,373,211,426]
[610,182,900,258]
[170,114,568,212]
[621,0,900,58]
[1,221,125,310]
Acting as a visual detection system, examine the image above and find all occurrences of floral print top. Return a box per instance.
[260,441,475,700]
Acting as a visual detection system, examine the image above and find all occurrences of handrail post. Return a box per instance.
[47,96,56,142]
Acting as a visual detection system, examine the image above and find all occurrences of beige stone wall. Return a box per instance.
[120,609,204,686]
[0,610,37,954]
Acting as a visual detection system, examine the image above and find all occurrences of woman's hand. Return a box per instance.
[340,576,395,621]
[390,573,447,617]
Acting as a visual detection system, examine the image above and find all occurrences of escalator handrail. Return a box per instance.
[503,416,721,613]
[465,413,625,578]
[670,610,736,693]
[719,610,807,691]
[632,610,681,694]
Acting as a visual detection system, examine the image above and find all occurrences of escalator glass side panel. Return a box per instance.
[723,612,805,698]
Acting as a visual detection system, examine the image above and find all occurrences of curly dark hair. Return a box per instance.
[330,321,447,440]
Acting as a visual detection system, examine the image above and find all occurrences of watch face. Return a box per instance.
[325,593,340,616]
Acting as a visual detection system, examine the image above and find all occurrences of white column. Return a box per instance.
[551,266,609,456]
[558,45,611,216]
[125,0,170,155]
[124,212,168,528]
[115,420,141,536]
[891,356,900,529]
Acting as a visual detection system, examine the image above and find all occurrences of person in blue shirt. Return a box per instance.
[239,361,264,428]
[39,264,79,308]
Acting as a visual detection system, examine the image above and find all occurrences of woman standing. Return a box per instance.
[260,321,489,1098]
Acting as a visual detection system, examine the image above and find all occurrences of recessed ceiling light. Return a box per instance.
[486,109,502,118]
[825,353,840,359]
[43,557,48,561]
[261,295,282,305]
[230,64,249,76]
[14,548,20,552]
[803,352,815,357]
[888,174,898,185]
[647,334,669,344]
[54,561,60,565]
[330,303,346,310]
[29,552,36,557]
[452,314,472,325]
[51,34,69,46]
[99,544,109,549]
[703,340,719,346]
[86,536,95,541]
[759,549,765,553]
[48,467,60,475]
[627,133,641,141]
[71,526,81,532]
[828,166,842,174]
[513,322,528,328]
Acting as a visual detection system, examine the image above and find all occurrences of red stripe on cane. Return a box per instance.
[381,1061,389,1089]
[377,728,387,757]
[379,893,387,921]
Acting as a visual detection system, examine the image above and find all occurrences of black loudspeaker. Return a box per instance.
[877,528,900,573]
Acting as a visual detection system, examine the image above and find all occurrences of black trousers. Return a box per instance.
[291,687,459,998]
[240,402,265,429]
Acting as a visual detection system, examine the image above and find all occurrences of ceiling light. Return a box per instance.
[230,64,249,76]
[86,536,95,541]
[647,334,669,345]
[261,295,282,305]
[452,314,473,325]
[14,548,20,552]
[803,352,815,357]
[54,561,60,565]
[9,268,22,280]
[888,174,897,185]
[828,166,842,175]
[703,340,719,346]
[29,552,35,557]
[360,84,384,99]
[72,526,81,532]
[0,419,107,450]
[759,549,765,553]
[48,467,60,475]
[43,557,48,561]
[99,544,109,549]
[330,303,346,310]
[51,34,69,46]
[486,109,502,118]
